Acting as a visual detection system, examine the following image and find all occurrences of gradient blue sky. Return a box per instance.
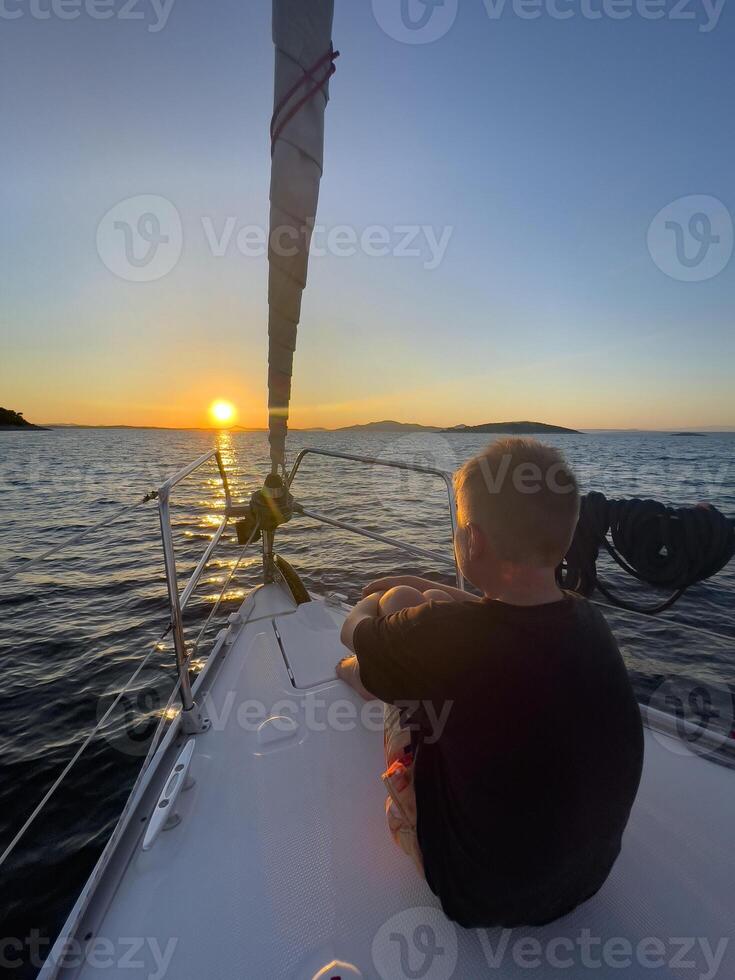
[1,0,733,428]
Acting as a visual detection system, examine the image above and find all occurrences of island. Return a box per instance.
[0,407,48,431]
[671,432,706,437]
[337,420,441,432]
[442,421,582,435]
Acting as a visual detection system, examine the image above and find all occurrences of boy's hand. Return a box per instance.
[336,655,377,701]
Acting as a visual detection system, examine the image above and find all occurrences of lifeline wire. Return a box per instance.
[0,491,158,586]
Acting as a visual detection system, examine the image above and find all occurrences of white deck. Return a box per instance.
[51,585,735,979]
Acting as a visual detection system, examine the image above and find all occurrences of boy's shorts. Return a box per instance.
[381,704,424,874]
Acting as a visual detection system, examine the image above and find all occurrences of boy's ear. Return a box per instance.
[467,522,485,561]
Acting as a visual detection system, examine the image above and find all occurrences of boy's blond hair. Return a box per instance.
[453,438,580,568]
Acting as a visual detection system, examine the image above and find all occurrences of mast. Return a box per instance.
[268,0,338,473]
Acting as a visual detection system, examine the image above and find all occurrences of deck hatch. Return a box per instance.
[274,601,348,689]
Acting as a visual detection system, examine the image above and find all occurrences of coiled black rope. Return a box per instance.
[557,492,735,614]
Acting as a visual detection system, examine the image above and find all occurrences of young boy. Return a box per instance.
[337,438,643,928]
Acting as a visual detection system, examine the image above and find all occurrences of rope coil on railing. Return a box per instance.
[558,492,735,614]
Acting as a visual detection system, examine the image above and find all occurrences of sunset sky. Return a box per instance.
[1,2,733,430]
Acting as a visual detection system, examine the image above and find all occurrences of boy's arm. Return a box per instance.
[337,596,448,704]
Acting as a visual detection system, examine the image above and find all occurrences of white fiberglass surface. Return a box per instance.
[69,595,734,980]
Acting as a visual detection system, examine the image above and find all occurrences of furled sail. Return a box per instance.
[268,0,337,471]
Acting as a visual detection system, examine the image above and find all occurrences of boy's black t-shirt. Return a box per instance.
[353,594,644,928]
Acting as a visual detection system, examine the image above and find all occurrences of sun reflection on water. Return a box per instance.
[203,589,246,603]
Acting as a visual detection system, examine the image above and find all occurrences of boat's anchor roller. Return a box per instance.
[229,473,310,603]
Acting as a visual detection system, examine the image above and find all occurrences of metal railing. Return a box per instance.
[157,449,236,732]
[287,448,464,589]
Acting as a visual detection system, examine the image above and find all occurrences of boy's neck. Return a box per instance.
[481,566,564,607]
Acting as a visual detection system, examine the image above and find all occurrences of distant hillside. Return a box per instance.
[40,424,326,432]
[337,420,441,432]
[443,421,582,435]
[0,407,47,431]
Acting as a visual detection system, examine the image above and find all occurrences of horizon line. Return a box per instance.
[31,422,735,433]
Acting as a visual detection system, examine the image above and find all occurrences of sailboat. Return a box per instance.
[6,2,734,977]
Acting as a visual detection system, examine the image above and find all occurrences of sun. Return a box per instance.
[209,400,236,427]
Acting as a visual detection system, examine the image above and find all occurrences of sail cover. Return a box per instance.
[268,0,337,471]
